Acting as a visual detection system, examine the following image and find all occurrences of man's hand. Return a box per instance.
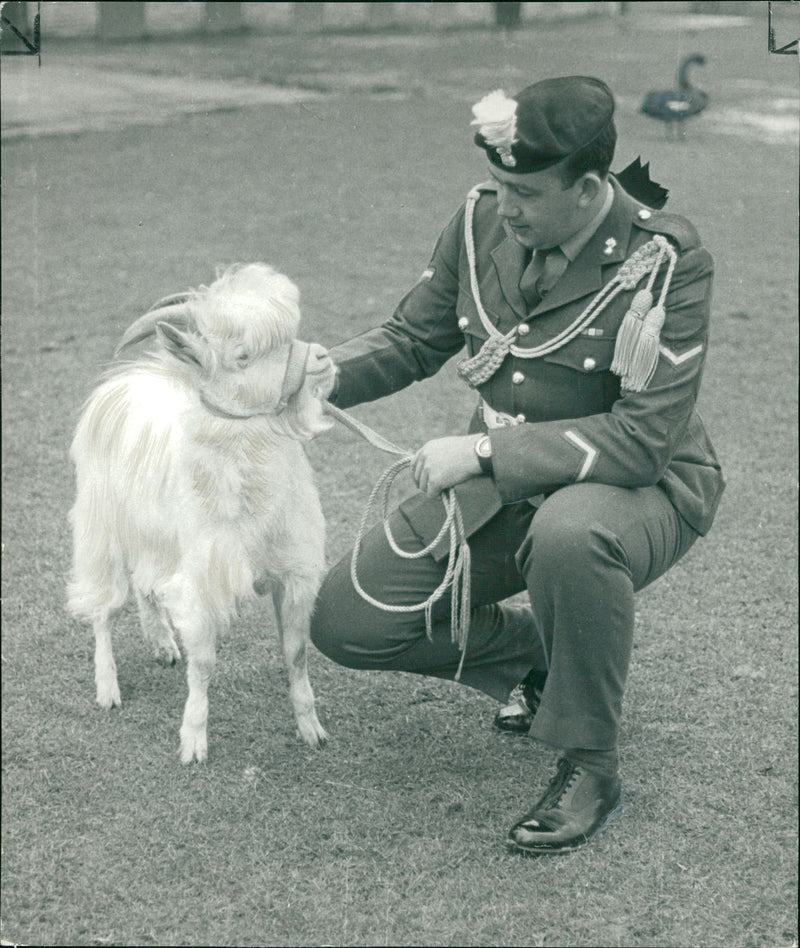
[411,435,484,497]
[305,344,337,400]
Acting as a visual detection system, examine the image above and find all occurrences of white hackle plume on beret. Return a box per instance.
[471,89,518,166]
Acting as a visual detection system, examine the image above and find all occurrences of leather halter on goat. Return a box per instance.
[196,340,311,420]
[277,340,312,413]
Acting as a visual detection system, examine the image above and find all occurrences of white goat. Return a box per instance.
[67,263,335,762]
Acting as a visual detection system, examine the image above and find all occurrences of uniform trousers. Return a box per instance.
[310,481,699,751]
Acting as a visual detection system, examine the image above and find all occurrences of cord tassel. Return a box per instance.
[611,234,677,392]
[610,288,652,377]
[622,303,665,391]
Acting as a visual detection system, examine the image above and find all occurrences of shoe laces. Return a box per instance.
[541,758,582,810]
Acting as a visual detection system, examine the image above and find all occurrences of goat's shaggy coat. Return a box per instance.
[68,264,334,762]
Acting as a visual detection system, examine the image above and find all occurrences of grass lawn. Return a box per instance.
[2,10,797,948]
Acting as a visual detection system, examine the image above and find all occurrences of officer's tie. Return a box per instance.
[519,246,569,311]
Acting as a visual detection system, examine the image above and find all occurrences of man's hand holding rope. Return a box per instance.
[411,436,483,496]
[315,353,476,679]
[313,355,484,498]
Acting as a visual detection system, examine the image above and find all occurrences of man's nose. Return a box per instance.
[497,187,519,218]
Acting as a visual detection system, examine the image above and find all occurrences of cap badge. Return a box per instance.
[471,89,518,168]
[498,148,517,167]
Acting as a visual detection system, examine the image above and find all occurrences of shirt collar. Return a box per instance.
[559,180,614,262]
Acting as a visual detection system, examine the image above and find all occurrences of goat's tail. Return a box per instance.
[67,372,185,621]
[67,493,130,621]
[67,387,132,621]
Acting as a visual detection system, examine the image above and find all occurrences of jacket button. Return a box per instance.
[515,413,527,423]
[638,208,651,220]
[458,316,469,330]
[583,357,597,371]
[512,371,525,385]
[517,323,530,336]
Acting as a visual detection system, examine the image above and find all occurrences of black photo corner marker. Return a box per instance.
[0,0,41,64]
[768,0,799,54]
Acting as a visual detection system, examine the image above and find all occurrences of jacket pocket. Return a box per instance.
[541,336,616,374]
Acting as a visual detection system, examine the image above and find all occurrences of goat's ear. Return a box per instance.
[115,303,192,357]
[156,322,202,367]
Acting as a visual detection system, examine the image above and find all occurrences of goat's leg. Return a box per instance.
[273,579,328,748]
[164,596,216,763]
[93,612,121,709]
[135,590,181,665]
[178,626,216,764]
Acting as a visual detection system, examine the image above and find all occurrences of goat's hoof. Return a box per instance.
[154,638,181,665]
[180,745,207,765]
[155,650,180,667]
[297,717,329,749]
[179,729,208,764]
[96,685,121,709]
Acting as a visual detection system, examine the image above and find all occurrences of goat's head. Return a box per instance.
[117,264,333,429]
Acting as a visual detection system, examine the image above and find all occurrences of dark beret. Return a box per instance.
[472,76,615,174]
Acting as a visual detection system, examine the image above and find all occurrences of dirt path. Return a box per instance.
[0,58,322,140]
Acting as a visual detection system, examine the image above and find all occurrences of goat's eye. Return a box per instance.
[235,352,250,367]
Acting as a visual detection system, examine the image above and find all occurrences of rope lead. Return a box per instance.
[323,402,472,680]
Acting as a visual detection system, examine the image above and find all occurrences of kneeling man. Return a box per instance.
[312,76,724,855]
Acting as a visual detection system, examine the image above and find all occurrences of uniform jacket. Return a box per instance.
[330,178,725,546]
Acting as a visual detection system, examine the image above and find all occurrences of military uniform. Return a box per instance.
[312,173,723,742]
[331,177,723,535]
[310,75,725,852]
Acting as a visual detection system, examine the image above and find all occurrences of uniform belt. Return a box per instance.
[480,399,524,429]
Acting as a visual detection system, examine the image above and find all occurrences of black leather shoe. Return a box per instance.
[507,757,623,855]
[493,668,547,734]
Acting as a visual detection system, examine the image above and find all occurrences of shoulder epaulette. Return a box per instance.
[635,210,700,253]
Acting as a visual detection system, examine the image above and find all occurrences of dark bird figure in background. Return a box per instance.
[642,54,708,139]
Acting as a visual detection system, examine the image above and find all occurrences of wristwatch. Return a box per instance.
[474,434,493,474]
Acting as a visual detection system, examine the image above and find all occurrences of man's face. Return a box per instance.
[489,163,592,251]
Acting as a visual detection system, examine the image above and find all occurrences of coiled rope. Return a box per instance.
[323,401,472,681]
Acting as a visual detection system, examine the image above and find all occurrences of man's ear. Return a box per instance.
[577,172,603,208]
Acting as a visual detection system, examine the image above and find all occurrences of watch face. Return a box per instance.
[477,436,492,457]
